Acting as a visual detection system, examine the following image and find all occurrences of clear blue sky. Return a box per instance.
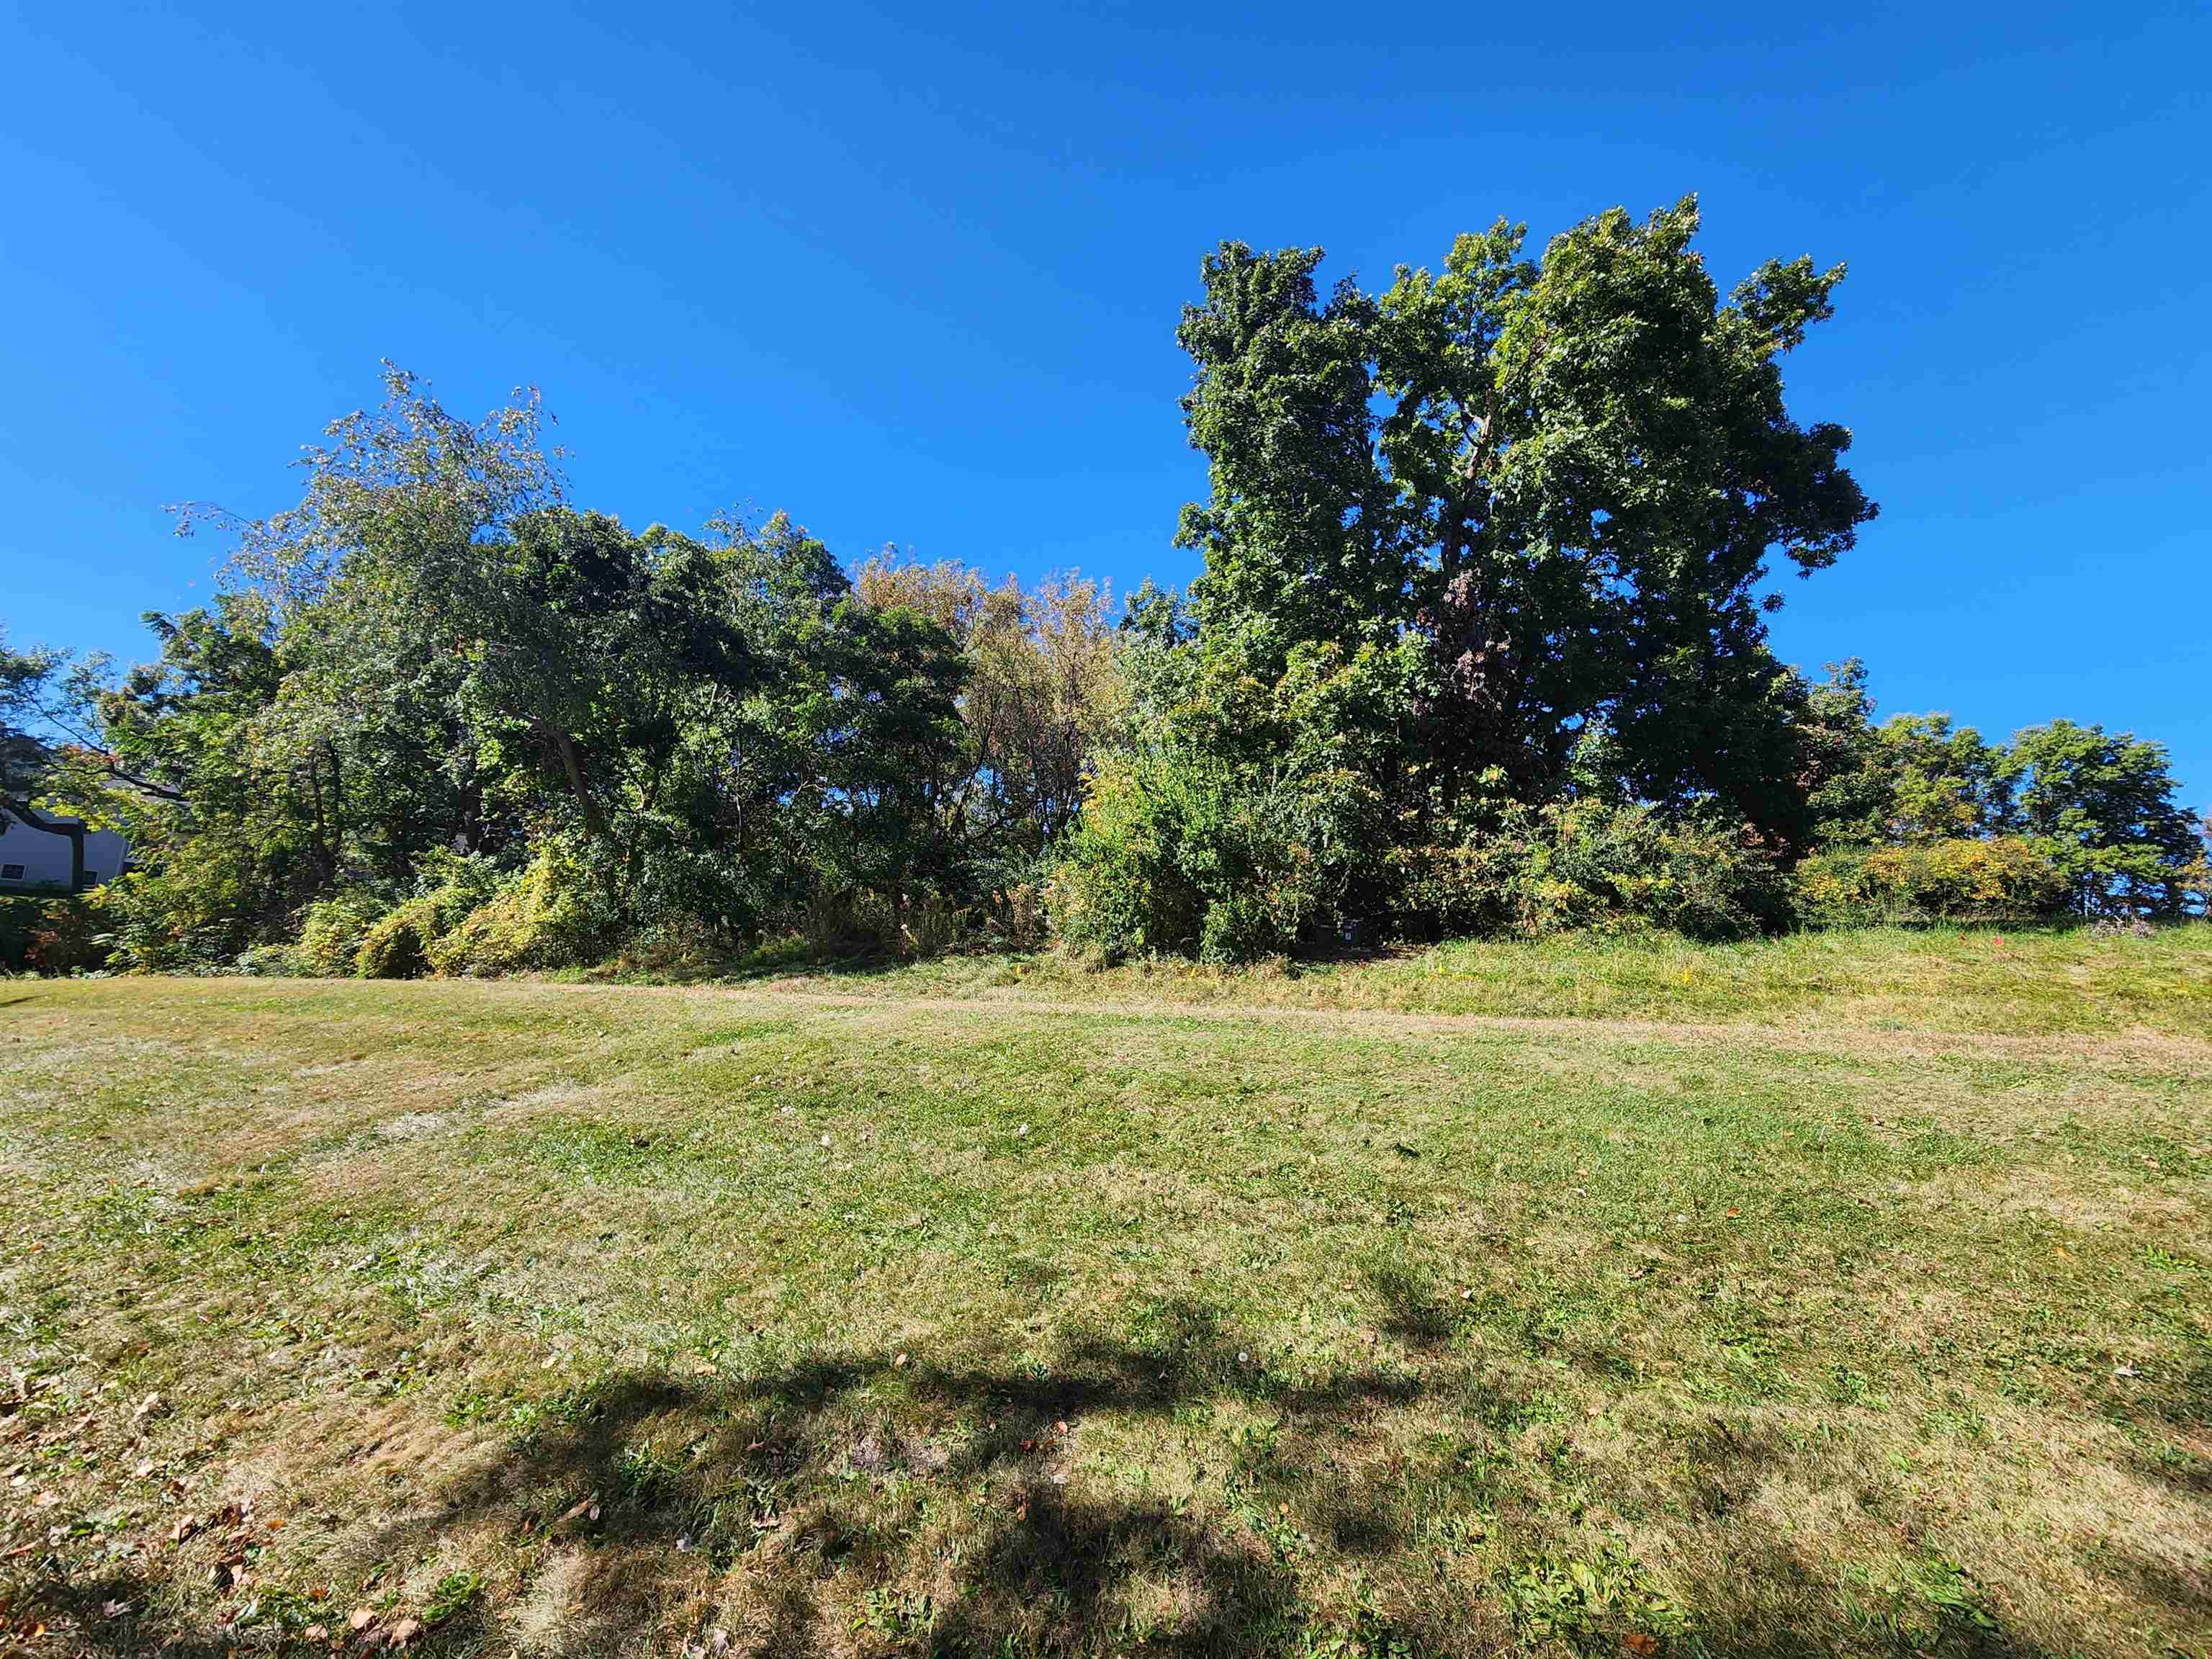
[4,1,2206,809]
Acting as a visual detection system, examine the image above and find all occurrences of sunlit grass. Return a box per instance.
[1,934,2206,1656]
[732,920,2212,1035]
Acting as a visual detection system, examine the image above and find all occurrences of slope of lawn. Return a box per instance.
[726,923,2212,1038]
[1,927,2207,1657]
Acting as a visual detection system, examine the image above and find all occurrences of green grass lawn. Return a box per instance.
[1,927,2208,1657]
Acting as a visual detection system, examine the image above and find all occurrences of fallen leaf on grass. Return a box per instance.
[554,1493,601,1532]
[388,1616,422,1645]
[349,1607,377,1632]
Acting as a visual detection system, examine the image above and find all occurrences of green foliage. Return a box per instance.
[21,266,2202,974]
[1795,836,2069,926]
[353,895,440,979]
[297,890,387,976]
[428,845,615,976]
[0,894,36,971]
[1876,714,2010,842]
[2,624,122,894]
[423,1570,484,1629]
[1052,744,1331,964]
[1393,795,1786,943]
[0,892,110,975]
[1998,721,2198,917]
[1803,670,2012,851]
[53,371,1060,972]
[353,854,505,979]
[1178,197,1875,845]
[1300,1576,1418,1658]
[1788,673,2199,925]
[1052,633,1406,963]
[853,558,1123,853]
[1499,1539,1695,1656]
[2183,815,2212,917]
[99,847,272,973]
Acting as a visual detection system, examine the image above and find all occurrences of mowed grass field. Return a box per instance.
[1,928,2208,1658]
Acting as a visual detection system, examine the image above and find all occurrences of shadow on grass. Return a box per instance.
[14,1299,2103,1658]
[336,1300,1421,1655]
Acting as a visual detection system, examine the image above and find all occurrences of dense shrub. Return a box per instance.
[1051,632,1403,965]
[353,854,506,979]
[353,895,441,979]
[967,844,1056,950]
[297,891,387,977]
[788,888,888,961]
[1051,749,1334,964]
[1390,799,1789,943]
[778,888,976,962]
[1794,835,2069,925]
[428,848,614,976]
[1,893,111,975]
[894,893,972,959]
[0,894,37,972]
[29,896,109,974]
[99,850,276,974]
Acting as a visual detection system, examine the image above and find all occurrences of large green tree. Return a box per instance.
[1997,721,2198,916]
[1175,197,1876,847]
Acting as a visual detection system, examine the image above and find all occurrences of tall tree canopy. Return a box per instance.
[1175,197,1876,847]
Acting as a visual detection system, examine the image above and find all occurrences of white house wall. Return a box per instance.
[0,819,128,890]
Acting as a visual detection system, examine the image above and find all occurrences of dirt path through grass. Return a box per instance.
[722,979,2212,1072]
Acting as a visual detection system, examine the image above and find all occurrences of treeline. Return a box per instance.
[4,198,2206,975]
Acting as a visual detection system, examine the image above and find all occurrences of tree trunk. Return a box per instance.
[536,722,611,845]
[325,740,345,877]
